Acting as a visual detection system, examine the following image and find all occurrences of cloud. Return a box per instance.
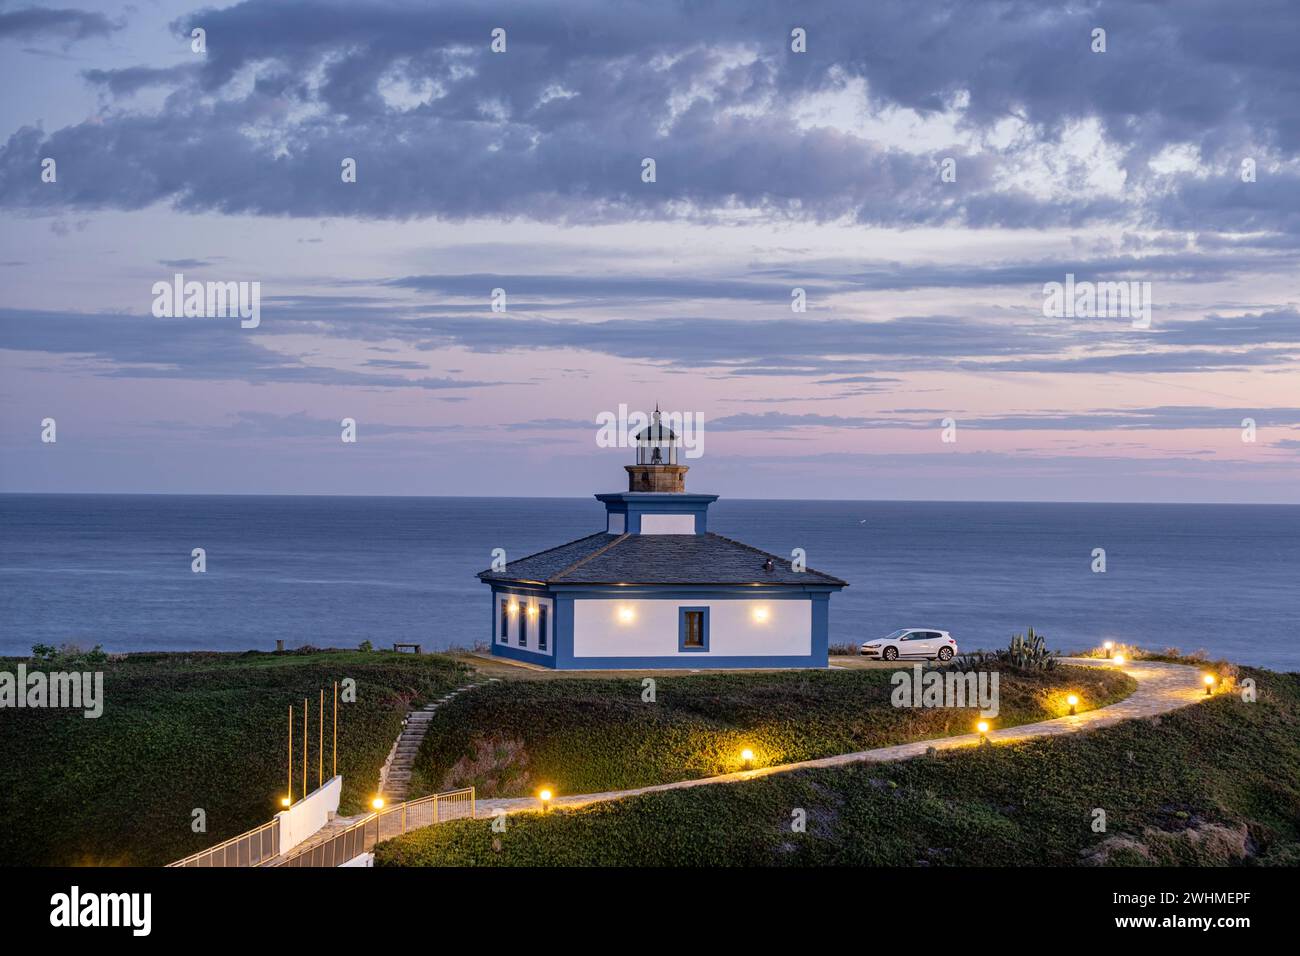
[0,6,122,42]
[0,307,507,391]
[1,0,1296,237]
[142,410,465,439]
[158,258,220,269]
[82,64,196,97]
[707,406,1300,433]
[4,293,1297,388]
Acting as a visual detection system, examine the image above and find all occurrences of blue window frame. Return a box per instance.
[538,605,549,652]
[678,606,709,652]
[499,598,509,643]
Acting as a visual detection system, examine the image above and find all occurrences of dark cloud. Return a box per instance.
[0,6,122,41]
[959,407,1300,431]
[82,64,197,97]
[707,407,1300,433]
[0,307,506,391]
[4,294,1296,386]
[1,0,1296,234]
[158,258,219,269]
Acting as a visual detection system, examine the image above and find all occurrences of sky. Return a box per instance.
[0,0,1297,502]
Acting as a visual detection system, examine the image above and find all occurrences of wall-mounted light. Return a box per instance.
[617,606,635,624]
[371,796,385,810]
[280,796,291,808]
[507,600,519,616]
[527,604,537,617]
[752,606,770,623]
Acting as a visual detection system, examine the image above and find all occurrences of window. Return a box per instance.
[518,604,528,646]
[499,599,509,643]
[538,606,549,652]
[678,606,709,652]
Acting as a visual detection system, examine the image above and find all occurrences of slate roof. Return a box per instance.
[478,532,848,587]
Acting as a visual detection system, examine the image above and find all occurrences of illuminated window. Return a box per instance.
[678,607,709,652]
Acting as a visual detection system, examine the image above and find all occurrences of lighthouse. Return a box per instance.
[477,411,848,669]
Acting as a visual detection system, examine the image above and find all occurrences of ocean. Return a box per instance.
[1,494,1296,670]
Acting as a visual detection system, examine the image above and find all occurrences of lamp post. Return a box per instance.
[1067,693,1079,716]
[1204,674,1217,696]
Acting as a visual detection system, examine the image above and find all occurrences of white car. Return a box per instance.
[861,628,957,662]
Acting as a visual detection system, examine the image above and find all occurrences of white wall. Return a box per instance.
[276,775,342,854]
[572,598,810,658]
[639,514,696,534]
[496,594,554,655]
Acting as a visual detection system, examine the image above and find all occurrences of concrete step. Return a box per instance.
[378,682,487,808]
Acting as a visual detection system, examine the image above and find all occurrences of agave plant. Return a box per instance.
[1003,627,1058,670]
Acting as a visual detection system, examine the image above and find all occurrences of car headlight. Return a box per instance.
[863,643,880,648]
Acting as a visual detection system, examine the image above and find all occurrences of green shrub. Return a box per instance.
[0,649,469,865]
[377,666,1300,868]
[406,666,1134,801]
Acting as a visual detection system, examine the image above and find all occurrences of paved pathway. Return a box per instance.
[476,658,1210,817]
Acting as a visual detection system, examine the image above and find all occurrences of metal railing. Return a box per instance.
[167,817,280,868]
[274,787,475,867]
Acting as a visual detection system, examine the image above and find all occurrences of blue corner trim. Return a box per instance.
[491,642,556,666]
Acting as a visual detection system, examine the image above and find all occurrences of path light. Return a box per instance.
[1113,653,1126,666]
[538,787,554,812]
[976,720,990,744]
[371,796,385,810]
[741,747,755,769]
[1204,674,1217,696]
[1103,640,1114,657]
[1067,693,1079,716]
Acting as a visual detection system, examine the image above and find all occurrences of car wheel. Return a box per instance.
[937,647,953,662]
[882,646,898,661]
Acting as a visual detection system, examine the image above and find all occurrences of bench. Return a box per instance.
[392,643,422,654]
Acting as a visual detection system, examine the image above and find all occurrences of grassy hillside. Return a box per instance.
[0,648,469,866]
[377,666,1300,867]
[407,664,1135,799]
